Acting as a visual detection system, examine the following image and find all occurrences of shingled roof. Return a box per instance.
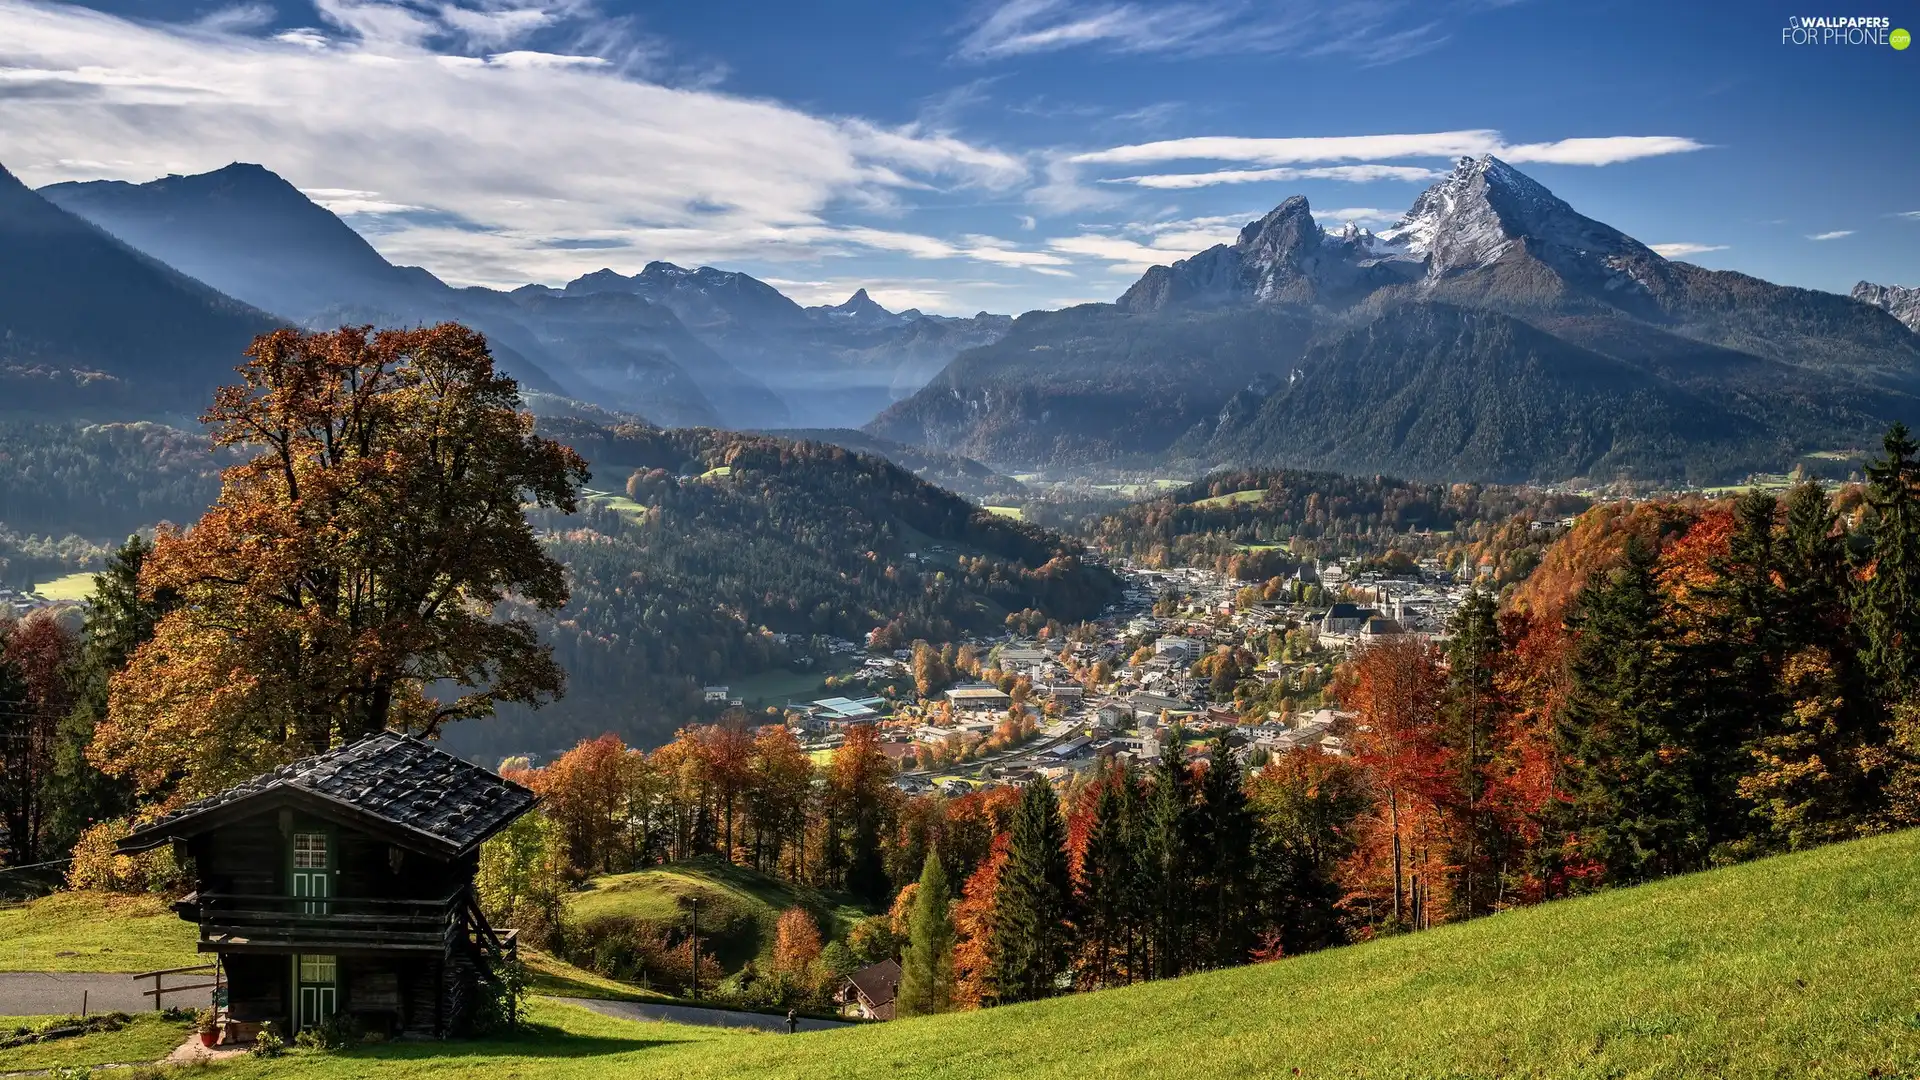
[118,731,535,858]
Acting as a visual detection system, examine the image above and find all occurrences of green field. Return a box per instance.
[1191,488,1267,509]
[0,1012,193,1072]
[28,570,98,602]
[982,505,1022,520]
[0,891,199,973]
[723,666,842,710]
[192,828,1920,1078]
[568,860,870,974]
[581,489,650,520]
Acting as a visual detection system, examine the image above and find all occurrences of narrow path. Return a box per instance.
[0,973,210,1016]
[551,996,850,1033]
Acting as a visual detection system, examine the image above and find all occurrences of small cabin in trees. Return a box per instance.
[118,732,534,1039]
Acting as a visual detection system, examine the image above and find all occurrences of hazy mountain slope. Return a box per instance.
[756,427,1026,502]
[562,264,1011,428]
[1200,304,1768,484]
[38,163,574,397]
[0,162,280,412]
[868,305,1316,468]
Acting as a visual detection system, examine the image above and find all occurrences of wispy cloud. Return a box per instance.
[1649,242,1728,258]
[1807,230,1855,241]
[1072,132,1707,168]
[955,0,1463,65]
[1894,211,1920,220]
[0,0,1047,288]
[1109,164,1442,189]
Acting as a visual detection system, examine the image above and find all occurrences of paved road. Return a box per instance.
[0,972,212,1016]
[553,996,850,1033]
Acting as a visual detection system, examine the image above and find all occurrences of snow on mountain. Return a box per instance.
[1854,282,1920,334]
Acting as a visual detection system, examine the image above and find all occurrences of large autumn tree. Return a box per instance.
[96,324,587,800]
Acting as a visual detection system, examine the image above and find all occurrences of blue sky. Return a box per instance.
[0,0,1914,313]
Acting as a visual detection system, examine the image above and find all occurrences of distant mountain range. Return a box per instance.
[871,155,1920,484]
[31,162,1010,430]
[0,163,279,412]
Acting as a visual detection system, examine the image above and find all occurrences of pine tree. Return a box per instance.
[896,848,954,1017]
[1075,763,1134,989]
[1439,586,1505,919]
[990,775,1073,1003]
[1196,736,1254,968]
[1854,422,1920,701]
[1142,729,1195,978]
[1681,489,1786,852]
[1740,483,1884,847]
[1553,536,1705,884]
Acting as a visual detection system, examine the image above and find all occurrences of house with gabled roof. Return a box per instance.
[116,731,534,1041]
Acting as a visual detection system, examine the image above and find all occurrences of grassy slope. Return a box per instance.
[215,829,1920,1079]
[1190,488,1267,508]
[0,1013,193,1071]
[28,571,96,600]
[569,860,869,973]
[0,892,200,972]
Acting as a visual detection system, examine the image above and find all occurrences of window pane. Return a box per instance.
[299,955,337,983]
[293,834,328,869]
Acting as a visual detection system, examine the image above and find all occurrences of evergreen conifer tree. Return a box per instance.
[1440,586,1504,918]
[1196,736,1254,967]
[1142,729,1195,978]
[1553,536,1706,884]
[1076,763,1133,988]
[990,775,1073,1002]
[896,848,954,1017]
[1854,422,1920,701]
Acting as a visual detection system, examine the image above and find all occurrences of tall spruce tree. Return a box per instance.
[1681,489,1786,853]
[1553,536,1706,884]
[1440,586,1505,919]
[1196,736,1255,968]
[1142,729,1196,978]
[1854,422,1920,701]
[896,848,954,1017]
[1076,763,1134,988]
[990,775,1073,1003]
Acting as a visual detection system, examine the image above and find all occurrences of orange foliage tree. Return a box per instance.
[95,325,587,801]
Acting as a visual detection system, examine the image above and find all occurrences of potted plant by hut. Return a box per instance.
[196,1007,220,1047]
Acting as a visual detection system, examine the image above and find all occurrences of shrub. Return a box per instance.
[249,1023,285,1058]
[66,818,191,894]
[469,953,530,1035]
[292,1015,357,1052]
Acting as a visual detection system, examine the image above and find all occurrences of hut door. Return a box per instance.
[296,954,337,1029]
[291,832,330,915]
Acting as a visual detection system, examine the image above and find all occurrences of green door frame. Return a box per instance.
[287,819,340,1033]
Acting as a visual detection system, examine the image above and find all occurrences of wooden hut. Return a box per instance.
[117,731,534,1039]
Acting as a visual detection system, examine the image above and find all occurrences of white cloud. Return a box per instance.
[301,187,425,214]
[956,0,1458,65]
[0,0,1046,288]
[1649,242,1728,258]
[1318,207,1400,226]
[1109,164,1442,189]
[1895,211,1920,220]
[1071,131,1706,168]
[1806,230,1855,241]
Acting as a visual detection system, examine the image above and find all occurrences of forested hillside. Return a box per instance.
[460,421,1121,759]
[1090,467,1589,578]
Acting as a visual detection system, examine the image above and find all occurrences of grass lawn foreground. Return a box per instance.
[0,891,200,973]
[105,827,1920,1079]
[0,1012,194,1072]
